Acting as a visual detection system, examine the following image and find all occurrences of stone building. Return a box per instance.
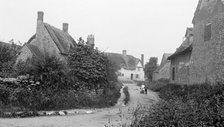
[152,53,171,81]
[106,50,145,81]
[189,0,224,85]
[16,11,76,63]
[168,27,193,85]
[169,0,224,85]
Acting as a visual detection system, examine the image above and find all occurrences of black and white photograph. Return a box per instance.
[1,0,224,126]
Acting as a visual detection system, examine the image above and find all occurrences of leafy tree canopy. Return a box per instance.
[144,57,158,81]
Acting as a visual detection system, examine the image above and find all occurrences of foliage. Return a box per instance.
[0,43,20,77]
[131,83,224,127]
[123,86,130,105]
[146,78,169,92]
[0,38,120,114]
[68,41,116,91]
[144,57,158,81]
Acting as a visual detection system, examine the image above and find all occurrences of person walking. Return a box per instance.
[141,84,145,94]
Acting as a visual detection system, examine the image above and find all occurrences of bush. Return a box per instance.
[123,86,130,105]
[131,83,224,127]
[0,43,20,77]
[0,39,121,115]
[146,78,169,92]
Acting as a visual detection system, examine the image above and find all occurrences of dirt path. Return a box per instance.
[0,83,159,127]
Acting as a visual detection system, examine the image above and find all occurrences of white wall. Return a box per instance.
[118,67,145,81]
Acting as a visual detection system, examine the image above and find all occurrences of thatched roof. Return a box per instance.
[154,53,171,73]
[105,53,140,70]
[168,28,193,60]
[26,44,43,59]
[44,23,76,55]
[25,23,76,57]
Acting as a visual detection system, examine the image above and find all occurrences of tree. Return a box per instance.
[68,40,108,91]
[144,57,158,81]
[0,42,21,77]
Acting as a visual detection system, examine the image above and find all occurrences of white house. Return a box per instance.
[106,50,145,82]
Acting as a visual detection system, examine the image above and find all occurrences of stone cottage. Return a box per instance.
[16,11,76,63]
[106,50,145,81]
[189,0,224,85]
[168,27,193,85]
[168,0,224,85]
[152,53,172,81]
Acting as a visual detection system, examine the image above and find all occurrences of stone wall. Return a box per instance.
[170,52,191,85]
[190,13,224,85]
[16,45,33,63]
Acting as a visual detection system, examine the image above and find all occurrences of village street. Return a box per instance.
[0,83,159,127]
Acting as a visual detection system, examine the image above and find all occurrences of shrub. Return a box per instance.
[131,83,224,127]
[0,43,20,77]
[146,78,169,92]
[123,86,130,105]
[0,39,121,114]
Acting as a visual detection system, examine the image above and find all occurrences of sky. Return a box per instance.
[0,0,199,64]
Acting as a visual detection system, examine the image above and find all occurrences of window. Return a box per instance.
[172,67,175,81]
[204,23,211,41]
[135,74,139,79]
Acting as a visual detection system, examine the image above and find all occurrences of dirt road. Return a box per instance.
[0,83,159,127]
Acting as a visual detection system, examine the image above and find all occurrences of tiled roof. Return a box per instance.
[44,23,76,55]
[105,53,140,70]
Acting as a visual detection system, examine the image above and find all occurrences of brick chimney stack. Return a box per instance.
[37,11,44,22]
[63,23,68,33]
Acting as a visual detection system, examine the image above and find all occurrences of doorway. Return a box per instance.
[131,74,133,80]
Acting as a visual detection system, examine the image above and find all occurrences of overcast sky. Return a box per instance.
[0,0,198,64]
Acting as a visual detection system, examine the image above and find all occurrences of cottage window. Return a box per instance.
[204,23,211,41]
[172,67,175,81]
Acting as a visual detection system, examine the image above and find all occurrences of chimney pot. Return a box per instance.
[63,23,68,33]
[37,11,44,22]
[122,50,127,56]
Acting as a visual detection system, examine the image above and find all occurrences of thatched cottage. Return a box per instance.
[106,50,145,81]
[16,11,76,63]
[169,0,224,85]
[168,27,193,84]
[152,53,171,81]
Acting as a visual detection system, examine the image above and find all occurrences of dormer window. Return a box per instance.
[204,23,211,41]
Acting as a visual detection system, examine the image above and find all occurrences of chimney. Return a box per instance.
[36,11,44,39]
[37,11,44,22]
[63,23,68,33]
[141,54,144,68]
[122,50,127,56]
[87,34,95,48]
